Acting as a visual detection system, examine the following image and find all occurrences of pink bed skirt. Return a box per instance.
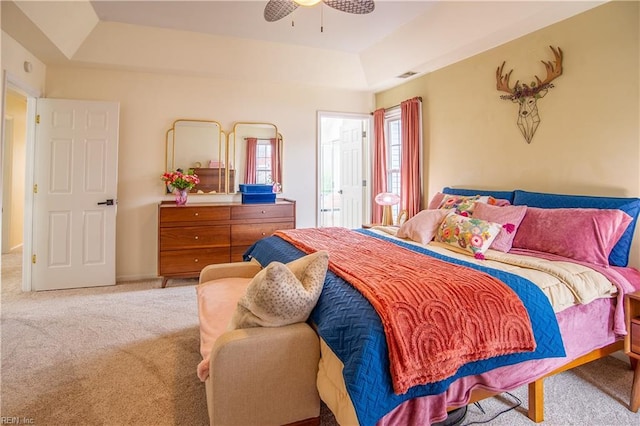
[378,297,619,425]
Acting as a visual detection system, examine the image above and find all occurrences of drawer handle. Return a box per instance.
[261,232,266,236]
[194,258,199,263]
[261,210,266,214]
[194,212,199,216]
[194,236,199,240]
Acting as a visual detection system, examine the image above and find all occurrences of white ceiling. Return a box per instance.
[90,0,437,54]
[4,1,607,92]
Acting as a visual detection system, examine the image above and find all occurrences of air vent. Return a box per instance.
[397,71,418,79]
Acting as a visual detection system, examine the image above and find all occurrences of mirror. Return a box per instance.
[165,119,230,193]
[229,122,283,193]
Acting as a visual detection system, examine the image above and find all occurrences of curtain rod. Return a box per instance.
[243,137,276,141]
[370,96,422,115]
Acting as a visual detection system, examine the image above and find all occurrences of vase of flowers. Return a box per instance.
[161,169,200,206]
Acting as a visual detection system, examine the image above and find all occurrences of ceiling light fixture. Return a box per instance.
[264,0,375,23]
[294,0,322,6]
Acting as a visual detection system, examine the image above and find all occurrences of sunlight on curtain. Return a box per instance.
[372,109,387,223]
[400,97,422,217]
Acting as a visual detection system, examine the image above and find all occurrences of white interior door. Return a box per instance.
[32,99,119,290]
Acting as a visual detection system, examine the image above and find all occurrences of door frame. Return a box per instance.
[316,111,371,227]
[1,70,41,292]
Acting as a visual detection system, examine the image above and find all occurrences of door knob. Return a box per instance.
[97,199,115,206]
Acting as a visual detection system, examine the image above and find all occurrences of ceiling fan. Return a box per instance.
[264,0,375,22]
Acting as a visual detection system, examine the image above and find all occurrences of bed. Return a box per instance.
[244,188,640,425]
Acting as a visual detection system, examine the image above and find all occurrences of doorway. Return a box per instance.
[317,112,371,229]
[2,89,27,255]
[2,73,40,292]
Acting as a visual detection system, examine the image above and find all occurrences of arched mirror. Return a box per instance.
[229,122,283,193]
[165,119,230,193]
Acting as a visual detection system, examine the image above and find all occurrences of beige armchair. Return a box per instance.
[197,261,321,426]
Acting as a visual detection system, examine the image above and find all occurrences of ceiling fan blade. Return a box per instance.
[323,0,375,15]
[264,0,299,22]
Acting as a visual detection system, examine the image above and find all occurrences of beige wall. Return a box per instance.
[376,1,640,268]
[45,67,372,280]
[1,31,46,94]
[3,90,26,251]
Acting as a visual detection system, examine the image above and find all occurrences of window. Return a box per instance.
[385,108,402,218]
[255,140,272,184]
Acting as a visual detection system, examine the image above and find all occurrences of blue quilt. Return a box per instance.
[244,229,565,426]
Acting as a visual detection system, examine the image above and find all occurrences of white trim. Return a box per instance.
[5,71,42,97]
[22,97,36,292]
[116,273,162,283]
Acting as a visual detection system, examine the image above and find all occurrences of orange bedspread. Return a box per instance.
[275,227,536,394]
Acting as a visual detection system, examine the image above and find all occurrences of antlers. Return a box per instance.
[496,61,517,94]
[496,46,563,96]
[535,46,563,87]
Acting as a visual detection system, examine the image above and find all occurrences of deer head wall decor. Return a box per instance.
[496,46,563,143]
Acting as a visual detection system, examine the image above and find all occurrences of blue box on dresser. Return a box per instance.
[241,192,276,204]
[239,184,274,193]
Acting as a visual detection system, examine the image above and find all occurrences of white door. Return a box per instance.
[32,99,119,290]
[318,113,369,228]
[338,122,364,229]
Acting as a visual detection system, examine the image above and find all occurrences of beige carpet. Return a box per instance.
[1,250,639,425]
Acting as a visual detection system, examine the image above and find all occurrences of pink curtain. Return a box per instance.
[270,138,281,184]
[400,97,422,218]
[245,137,257,184]
[372,108,387,223]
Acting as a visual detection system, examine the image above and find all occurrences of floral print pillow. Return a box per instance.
[437,194,507,217]
[435,212,502,259]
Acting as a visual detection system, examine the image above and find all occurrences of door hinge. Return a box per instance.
[36,114,40,124]
[33,184,38,194]
[362,130,367,138]
[32,254,36,264]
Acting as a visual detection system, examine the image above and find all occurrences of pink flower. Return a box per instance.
[161,169,200,190]
[503,223,516,234]
[470,234,484,248]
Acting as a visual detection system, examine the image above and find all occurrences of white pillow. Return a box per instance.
[229,250,329,329]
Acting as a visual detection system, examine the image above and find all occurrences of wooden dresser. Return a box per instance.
[158,199,295,287]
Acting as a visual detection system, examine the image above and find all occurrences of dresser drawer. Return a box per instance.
[231,245,250,262]
[160,206,231,224]
[231,222,294,246]
[160,225,230,250]
[159,248,230,275]
[231,204,294,220]
[631,320,640,355]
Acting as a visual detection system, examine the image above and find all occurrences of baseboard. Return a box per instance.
[116,274,161,283]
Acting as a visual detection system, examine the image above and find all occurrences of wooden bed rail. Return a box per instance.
[458,340,625,422]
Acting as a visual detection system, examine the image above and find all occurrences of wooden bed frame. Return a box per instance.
[461,340,625,422]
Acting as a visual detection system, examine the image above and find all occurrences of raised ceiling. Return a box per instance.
[2,1,606,92]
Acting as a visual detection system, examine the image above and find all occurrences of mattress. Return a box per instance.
[317,296,617,425]
[244,227,630,425]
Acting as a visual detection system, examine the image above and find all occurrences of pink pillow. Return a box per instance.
[472,203,527,252]
[427,192,445,210]
[512,207,633,266]
[396,209,450,244]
